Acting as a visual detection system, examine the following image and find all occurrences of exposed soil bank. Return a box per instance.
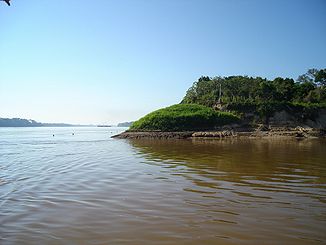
[112,126,326,139]
[112,131,194,139]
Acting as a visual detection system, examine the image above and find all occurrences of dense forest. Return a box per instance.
[180,68,326,123]
[182,68,326,106]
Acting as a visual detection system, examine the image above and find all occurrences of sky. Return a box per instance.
[0,0,325,125]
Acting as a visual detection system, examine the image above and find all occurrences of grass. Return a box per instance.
[129,104,240,131]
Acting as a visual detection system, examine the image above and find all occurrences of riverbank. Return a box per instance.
[112,126,326,139]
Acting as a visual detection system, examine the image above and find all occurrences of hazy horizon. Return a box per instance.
[1,0,325,125]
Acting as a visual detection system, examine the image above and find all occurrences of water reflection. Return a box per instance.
[127,138,326,244]
[129,138,326,184]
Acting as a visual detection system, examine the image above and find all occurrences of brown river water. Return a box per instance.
[0,127,325,244]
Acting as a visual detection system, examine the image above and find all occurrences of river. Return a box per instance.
[0,127,325,244]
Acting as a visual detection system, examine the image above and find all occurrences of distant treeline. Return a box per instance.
[0,118,73,127]
[181,68,326,107]
[117,121,134,127]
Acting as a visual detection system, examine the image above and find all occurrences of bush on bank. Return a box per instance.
[129,104,240,131]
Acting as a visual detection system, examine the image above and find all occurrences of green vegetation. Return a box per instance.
[182,68,326,107]
[130,68,325,132]
[130,104,239,131]
[181,68,326,120]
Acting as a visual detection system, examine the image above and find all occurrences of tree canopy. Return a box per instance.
[181,68,326,107]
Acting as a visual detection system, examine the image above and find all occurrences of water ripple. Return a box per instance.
[0,128,325,245]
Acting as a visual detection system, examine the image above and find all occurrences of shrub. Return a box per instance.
[130,104,240,131]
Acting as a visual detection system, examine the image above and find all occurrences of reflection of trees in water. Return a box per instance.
[128,138,326,186]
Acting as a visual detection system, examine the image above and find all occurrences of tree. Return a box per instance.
[257,81,276,101]
[297,68,326,87]
[315,69,326,86]
[272,77,295,101]
[293,82,315,102]
[181,68,326,107]
[297,68,318,84]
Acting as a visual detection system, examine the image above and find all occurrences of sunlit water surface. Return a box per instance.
[0,127,325,245]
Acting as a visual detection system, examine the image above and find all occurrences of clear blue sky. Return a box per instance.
[0,0,325,124]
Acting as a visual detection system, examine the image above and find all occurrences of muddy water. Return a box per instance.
[0,127,325,244]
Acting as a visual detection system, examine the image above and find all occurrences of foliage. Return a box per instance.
[181,68,326,108]
[129,104,240,131]
[130,68,325,132]
[225,101,326,123]
[315,69,326,86]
